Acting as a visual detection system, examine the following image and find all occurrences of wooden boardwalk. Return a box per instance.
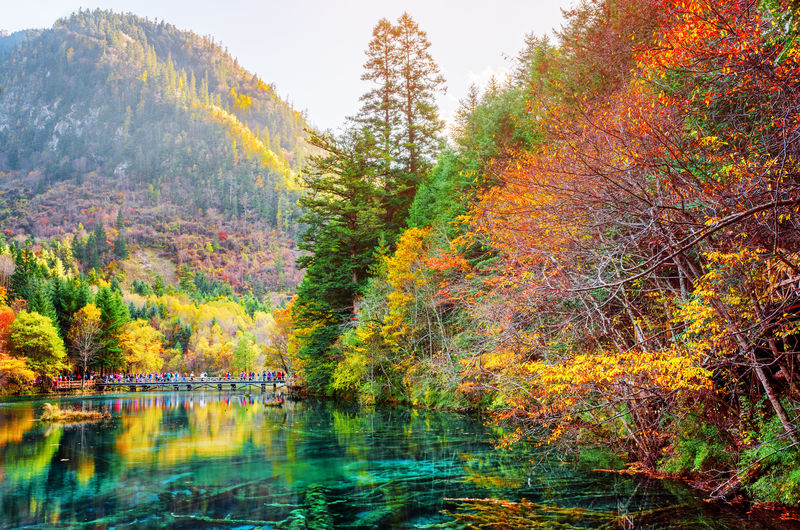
[55,380,97,390]
[96,377,288,392]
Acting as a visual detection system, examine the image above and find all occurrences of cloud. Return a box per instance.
[467,65,512,91]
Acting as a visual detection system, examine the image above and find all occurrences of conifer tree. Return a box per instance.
[393,13,445,179]
[294,14,445,393]
[84,234,101,270]
[93,222,108,256]
[356,13,446,232]
[94,286,130,373]
[357,18,399,174]
[52,276,91,337]
[294,128,384,391]
[28,278,58,326]
[113,235,129,260]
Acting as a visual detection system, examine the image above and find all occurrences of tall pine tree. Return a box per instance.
[294,128,384,391]
[356,12,446,233]
[94,286,130,373]
[294,14,444,393]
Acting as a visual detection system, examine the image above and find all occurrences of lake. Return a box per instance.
[0,392,791,528]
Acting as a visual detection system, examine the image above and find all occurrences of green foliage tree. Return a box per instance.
[393,13,446,179]
[294,14,444,393]
[9,311,68,383]
[94,286,130,373]
[84,234,101,271]
[355,13,446,233]
[93,223,108,257]
[52,275,91,337]
[152,274,165,296]
[295,129,384,391]
[113,235,128,260]
[27,278,58,325]
[9,245,36,301]
[232,332,257,373]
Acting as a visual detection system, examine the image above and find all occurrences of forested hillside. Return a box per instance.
[286,0,800,506]
[0,10,309,405]
[0,9,308,295]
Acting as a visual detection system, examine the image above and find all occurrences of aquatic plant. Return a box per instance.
[40,403,107,423]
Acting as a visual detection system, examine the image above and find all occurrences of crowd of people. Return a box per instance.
[57,371,288,384]
[56,374,95,382]
[101,371,287,383]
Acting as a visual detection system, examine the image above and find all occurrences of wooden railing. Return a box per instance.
[55,379,96,390]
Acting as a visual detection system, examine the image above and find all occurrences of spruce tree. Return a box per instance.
[294,14,445,393]
[357,18,399,174]
[116,208,125,230]
[294,128,384,391]
[356,12,446,234]
[28,278,58,326]
[393,13,445,194]
[93,223,108,256]
[113,235,129,260]
[94,286,130,373]
[84,234,101,270]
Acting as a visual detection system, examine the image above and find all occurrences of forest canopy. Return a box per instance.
[284,0,800,505]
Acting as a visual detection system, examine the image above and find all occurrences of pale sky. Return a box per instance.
[2,1,574,132]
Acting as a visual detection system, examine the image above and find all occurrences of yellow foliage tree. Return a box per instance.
[120,320,165,374]
[0,352,35,393]
[264,296,302,376]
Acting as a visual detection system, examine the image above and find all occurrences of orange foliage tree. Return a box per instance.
[465,0,800,464]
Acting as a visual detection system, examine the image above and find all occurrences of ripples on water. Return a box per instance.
[0,392,792,528]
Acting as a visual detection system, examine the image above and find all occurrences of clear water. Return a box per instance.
[0,392,792,529]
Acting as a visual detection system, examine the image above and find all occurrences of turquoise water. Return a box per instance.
[0,392,791,528]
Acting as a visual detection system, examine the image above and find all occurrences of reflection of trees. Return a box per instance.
[115,402,164,460]
[0,422,63,526]
[0,404,35,448]
[1,425,62,483]
[0,396,740,528]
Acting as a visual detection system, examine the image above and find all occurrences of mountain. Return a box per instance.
[0,10,310,299]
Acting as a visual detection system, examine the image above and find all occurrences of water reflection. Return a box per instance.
[0,393,792,528]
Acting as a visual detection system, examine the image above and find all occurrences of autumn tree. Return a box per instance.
[68,303,102,385]
[0,306,15,352]
[0,352,35,393]
[0,253,14,288]
[119,319,164,373]
[9,311,68,384]
[265,296,301,376]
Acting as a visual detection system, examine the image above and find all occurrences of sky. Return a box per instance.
[2,0,575,132]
